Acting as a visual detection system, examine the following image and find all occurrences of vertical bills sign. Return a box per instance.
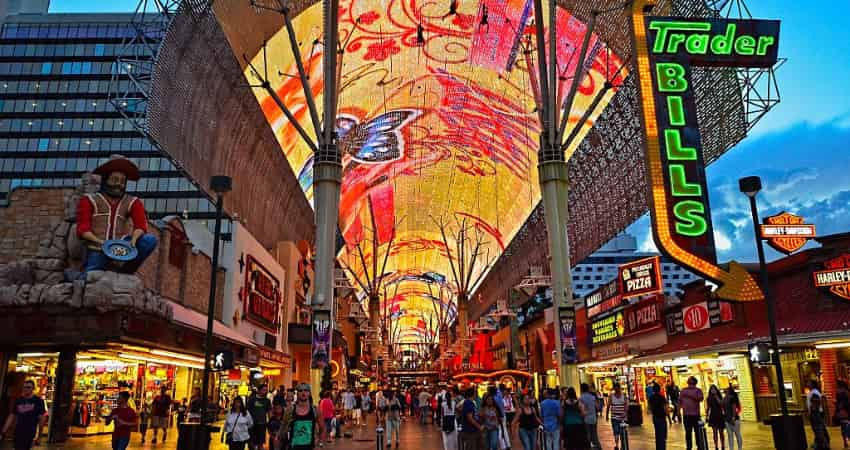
[631,1,779,302]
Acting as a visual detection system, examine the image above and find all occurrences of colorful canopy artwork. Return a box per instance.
[245,0,626,345]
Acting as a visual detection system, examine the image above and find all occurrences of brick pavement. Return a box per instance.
[9,414,846,450]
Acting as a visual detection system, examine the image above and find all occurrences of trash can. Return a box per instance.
[177,423,219,450]
[768,414,806,450]
[627,403,643,426]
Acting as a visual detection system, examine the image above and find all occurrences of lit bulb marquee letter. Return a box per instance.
[631,1,780,302]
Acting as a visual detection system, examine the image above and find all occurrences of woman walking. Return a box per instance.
[722,387,742,450]
[562,387,589,450]
[512,395,541,450]
[481,394,503,450]
[223,397,254,450]
[706,385,726,450]
[440,389,458,450]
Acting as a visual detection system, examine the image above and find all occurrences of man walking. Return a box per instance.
[648,383,668,450]
[284,384,324,450]
[149,385,172,444]
[0,380,46,450]
[419,388,433,425]
[606,383,628,450]
[579,383,600,449]
[459,388,483,450]
[679,377,704,450]
[248,384,273,450]
[540,389,561,450]
[106,391,138,450]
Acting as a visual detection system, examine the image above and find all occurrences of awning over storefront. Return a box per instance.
[170,301,256,348]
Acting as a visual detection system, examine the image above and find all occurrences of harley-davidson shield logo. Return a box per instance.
[813,254,850,301]
[761,212,816,255]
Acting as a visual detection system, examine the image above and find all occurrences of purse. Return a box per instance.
[222,414,241,444]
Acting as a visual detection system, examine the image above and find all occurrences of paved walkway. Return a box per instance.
[10,414,847,449]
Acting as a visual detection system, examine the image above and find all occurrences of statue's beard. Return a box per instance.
[103,184,125,198]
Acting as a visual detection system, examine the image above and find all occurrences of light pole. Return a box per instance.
[200,175,231,429]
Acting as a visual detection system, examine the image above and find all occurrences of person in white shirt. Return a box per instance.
[440,389,458,450]
[223,397,254,450]
[342,389,357,424]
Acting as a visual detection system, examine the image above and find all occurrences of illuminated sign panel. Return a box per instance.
[242,255,282,332]
[590,312,624,345]
[623,294,663,336]
[249,1,625,343]
[813,254,850,301]
[584,279,624,319]
[619,256,663,299]
[761,212,815,255]
[631,1,779,302]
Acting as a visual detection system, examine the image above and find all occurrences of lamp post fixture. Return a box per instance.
[200,175,232,428]
[739,176,788,416]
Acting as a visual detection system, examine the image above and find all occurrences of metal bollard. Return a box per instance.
[376,426,385,450]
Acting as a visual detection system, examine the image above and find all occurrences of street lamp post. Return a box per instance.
[200,175,232,429]
[740,176,806,450]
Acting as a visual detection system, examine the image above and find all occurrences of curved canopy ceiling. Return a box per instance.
[242,0,626,343]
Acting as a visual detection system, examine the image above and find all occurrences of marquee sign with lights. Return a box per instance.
[619,256,663,299]
[631,0,779,302]
[761,212,815,255]
[241,255,282,332]
[813,254,850,301]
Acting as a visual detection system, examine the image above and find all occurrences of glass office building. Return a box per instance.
[0,11,217,222]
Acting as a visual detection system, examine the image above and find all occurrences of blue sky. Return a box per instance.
[51,0,850,263]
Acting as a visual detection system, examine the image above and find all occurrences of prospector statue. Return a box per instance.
[76,155,157,275]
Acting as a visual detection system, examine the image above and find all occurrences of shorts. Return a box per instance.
[353,409,362,419]
[150,415,169,429]
[324,418,333,434]
[611,419,626,437]
[250,423,267,444]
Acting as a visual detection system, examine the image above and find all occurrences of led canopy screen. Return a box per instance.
[246,0,625,344]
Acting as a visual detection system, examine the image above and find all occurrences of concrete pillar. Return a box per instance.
[48,348,76,443]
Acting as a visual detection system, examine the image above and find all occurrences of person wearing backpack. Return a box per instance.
[281,384,324,450]
[441,389,459,450]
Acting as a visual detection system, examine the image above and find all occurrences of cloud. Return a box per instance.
[622,120,850,264]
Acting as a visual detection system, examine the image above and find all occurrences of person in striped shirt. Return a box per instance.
[605,383,629,450]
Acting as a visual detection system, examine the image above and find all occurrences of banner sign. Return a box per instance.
[311,315,331,369]
[813,253,850,301]
[619,256,664,299]
[241,255,282,332]
[630,1,778,302]
[666,300,734,335]
[584,279,624,319]
[761,212,815,254]
[559,306,577,364]
[623,295,664,336]
[590,312,625,346]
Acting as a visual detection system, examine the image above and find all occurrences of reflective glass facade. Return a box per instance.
[0,15,218,222]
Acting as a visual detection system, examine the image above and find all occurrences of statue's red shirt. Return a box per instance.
[77,195,148,237]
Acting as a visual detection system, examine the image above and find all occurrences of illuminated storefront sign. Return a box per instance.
[623,294,663,336]
[584,280,624,319]
[631,1,779,302]
[591,342,629,360]
[813,254,850,301]
[666,300,734,336]
[590,312,625,345]
[241,255,282,331]
[761,212,815,254]
[619,256,663,299]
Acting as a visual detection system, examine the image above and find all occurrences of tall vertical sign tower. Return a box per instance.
[631,0,780,302]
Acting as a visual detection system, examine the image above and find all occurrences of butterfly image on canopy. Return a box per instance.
[338,109,421,164]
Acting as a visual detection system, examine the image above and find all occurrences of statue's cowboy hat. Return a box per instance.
[93,154,140,181]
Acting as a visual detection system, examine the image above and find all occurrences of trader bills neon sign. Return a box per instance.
[630,1,779,301]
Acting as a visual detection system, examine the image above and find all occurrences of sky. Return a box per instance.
[50,0,850,263]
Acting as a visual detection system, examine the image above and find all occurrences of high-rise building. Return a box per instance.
[0,4,217,222]
[571,233,700,298]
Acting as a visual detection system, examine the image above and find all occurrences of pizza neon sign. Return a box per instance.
[630,1,779,302]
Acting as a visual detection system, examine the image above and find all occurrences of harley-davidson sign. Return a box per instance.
[813,254,850,301]
[761,212,815,255]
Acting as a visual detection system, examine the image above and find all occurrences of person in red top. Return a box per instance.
[106,391,138,450]
[76,155,157,276]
